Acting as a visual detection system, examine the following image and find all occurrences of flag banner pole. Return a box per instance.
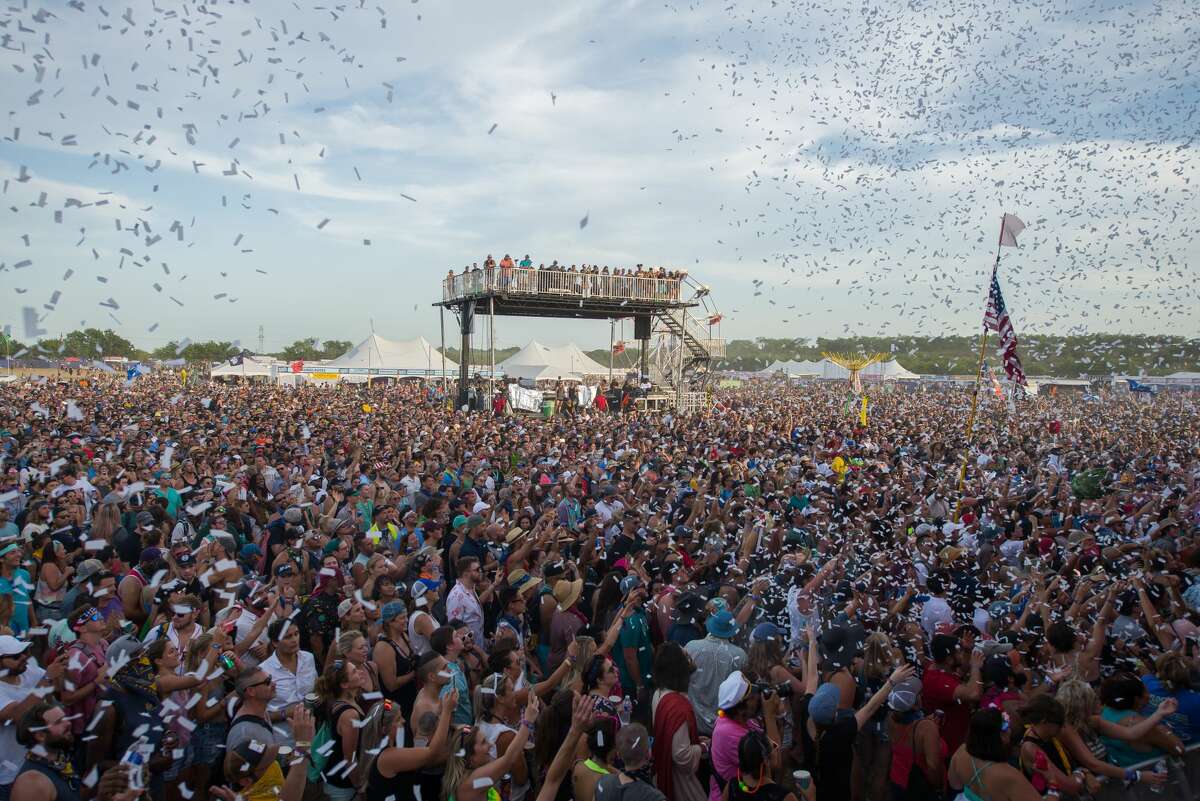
[954,220,1006,521]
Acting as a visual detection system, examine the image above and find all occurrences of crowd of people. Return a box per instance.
[446,257,688,301]
[0,371,1197,801]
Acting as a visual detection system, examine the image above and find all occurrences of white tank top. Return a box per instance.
[409,610,432,655]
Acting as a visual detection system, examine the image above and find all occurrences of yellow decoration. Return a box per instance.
[859,396,868,427]
[362,403,373,413]
[823,351,890,394]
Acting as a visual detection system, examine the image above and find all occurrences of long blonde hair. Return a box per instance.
[1056,679,1098,730]
[562,635,596,692]
[861,632,894,683]
[90,503,121,543]
[185,632,215,673]
[355,697,402,789]
[441,727,478,801]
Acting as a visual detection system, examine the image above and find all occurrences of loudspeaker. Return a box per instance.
[634,315,651,340]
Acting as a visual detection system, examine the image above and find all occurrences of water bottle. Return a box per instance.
[1150,759,1168,794]
[619,696,632,726]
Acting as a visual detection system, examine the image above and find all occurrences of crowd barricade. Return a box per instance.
[1093,742,1200,801]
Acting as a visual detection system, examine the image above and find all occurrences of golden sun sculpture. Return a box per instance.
[822,352,889,394]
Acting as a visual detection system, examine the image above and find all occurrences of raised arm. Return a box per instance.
[535,691,595,801]
[856,663,915,730]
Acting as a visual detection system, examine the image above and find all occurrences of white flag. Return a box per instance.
[999,213,1026,247]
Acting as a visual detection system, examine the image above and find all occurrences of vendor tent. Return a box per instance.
[323,334,457,376]
[760,359,823,376]
[499,341,609,381]
[814,358,919,381]
[211,355,279,378]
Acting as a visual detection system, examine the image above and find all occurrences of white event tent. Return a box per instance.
[320,334,457,378]
[210,355,281,378]
[761,358,919,380]
[499,341,610,382]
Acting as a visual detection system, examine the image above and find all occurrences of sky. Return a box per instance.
[1,0,1198,355]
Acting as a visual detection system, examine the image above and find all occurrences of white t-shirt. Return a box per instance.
[0,660,46,783]
[920,596,955,640]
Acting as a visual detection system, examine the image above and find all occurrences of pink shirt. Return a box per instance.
[709,715,750,801]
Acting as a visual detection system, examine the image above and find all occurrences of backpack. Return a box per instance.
[307,702,352,782]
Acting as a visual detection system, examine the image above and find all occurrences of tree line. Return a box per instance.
[2,329,1196,378]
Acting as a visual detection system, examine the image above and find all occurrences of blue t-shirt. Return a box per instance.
[439,660,473,726]
[0,568,33,633]
[1142,674,1200,744]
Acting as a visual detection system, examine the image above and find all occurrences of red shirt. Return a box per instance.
[922,664,972,756]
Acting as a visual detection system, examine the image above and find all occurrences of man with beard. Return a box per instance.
[0,638,66,799]
[12,702,80,801]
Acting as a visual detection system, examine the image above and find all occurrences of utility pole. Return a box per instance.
[257,325,265,355]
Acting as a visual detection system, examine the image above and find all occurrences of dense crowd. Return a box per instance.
[0,373,1197,801]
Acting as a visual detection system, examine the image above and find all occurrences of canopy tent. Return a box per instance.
[498,341,609,381]
[759,358,918,380]
[322,334,457,376]
[760,359,823,376]
[211,355,278,378]
[815,358,919,380]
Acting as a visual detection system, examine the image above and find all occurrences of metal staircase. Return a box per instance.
[649,305,725,405]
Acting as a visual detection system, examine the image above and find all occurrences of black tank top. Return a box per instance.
[18,758,83,801]
[365,750,439,801]
[325,703,361,788]
[379,636,418,721]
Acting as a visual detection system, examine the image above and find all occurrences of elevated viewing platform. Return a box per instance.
[437,266,694,319]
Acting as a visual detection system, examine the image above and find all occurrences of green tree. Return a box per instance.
[35,328,136,358]
[277,338,354,361]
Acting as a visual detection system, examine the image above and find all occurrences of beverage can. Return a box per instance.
[793,770,811,790]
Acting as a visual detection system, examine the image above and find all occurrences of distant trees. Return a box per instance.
[31,328,138,359]
[4,328,1194,377]
[151,341,242,363]
[277,339,354,361]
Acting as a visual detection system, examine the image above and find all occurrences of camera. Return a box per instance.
[754,681,794,700]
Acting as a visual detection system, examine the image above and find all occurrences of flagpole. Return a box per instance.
[954,219,1005,521]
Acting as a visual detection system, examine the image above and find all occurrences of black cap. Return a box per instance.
[176,552,196,566]
[274,564,296,577]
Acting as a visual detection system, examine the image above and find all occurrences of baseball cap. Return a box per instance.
[411,578,439,598]
[274,563,295,578]
[381,601,406,622]
[751,622,784,643]
[74,559,104,584]
[887,677,923,712]
[337,599,354,618]
[808,682,841,726]
[284,507,303,525]
[619,575,643,597]
[0,635,32,657]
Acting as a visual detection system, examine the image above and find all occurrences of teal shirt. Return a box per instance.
[616,609,653,692]
[0,568,33,634]
[155,486,182,519]
[1100,706,1165,766]
[440,660,473,726]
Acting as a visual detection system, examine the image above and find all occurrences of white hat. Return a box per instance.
[0,635,31,657]
[717,670,751,711]
[472,501,490,514]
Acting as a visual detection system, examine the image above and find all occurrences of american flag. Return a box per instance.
[983,265,1026,386]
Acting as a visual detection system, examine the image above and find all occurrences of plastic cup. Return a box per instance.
[793,770,811,790]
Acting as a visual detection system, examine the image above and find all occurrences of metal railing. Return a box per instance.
[1092,742,1200,801]
[442,267,684,304]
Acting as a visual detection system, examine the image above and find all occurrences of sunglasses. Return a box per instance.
[245,676,274,690]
